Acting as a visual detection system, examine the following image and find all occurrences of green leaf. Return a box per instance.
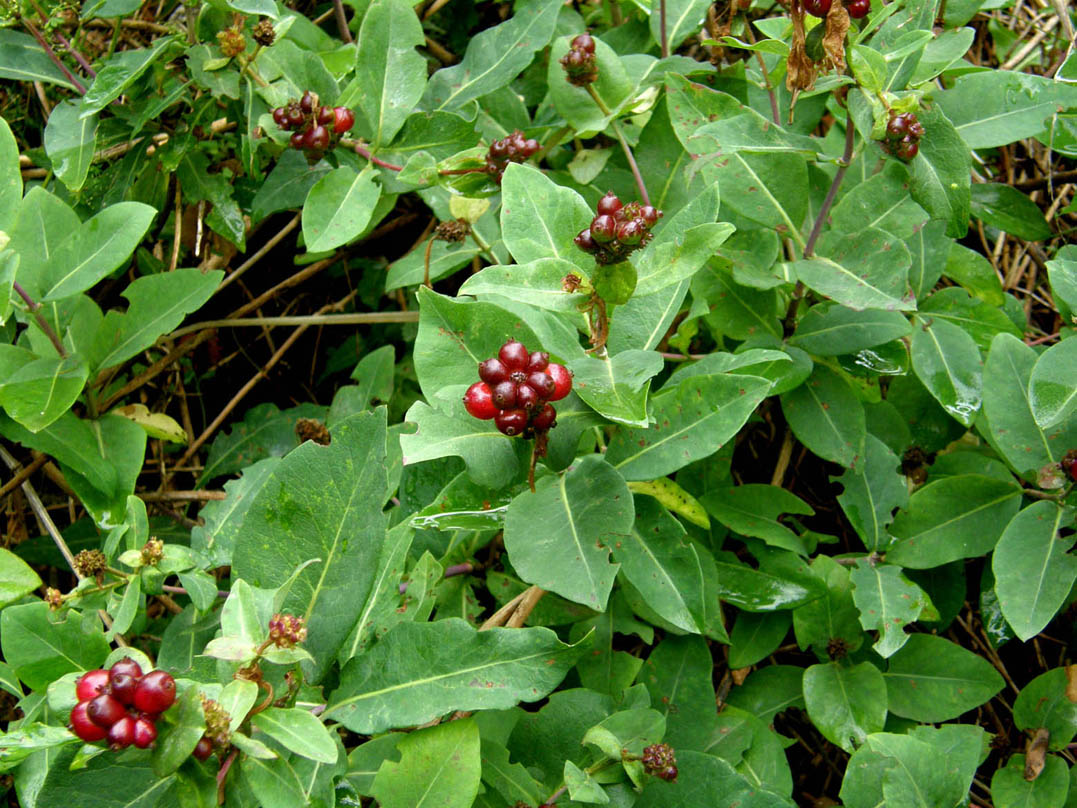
[0,547,42,608]
[920,286,1019,350]
[459,258,590,313]
[41,202,156,301]
[803,662,887,753]
[371,719,480,808]
[0,119,18,237]
[849,45,888,92]
[200,402,325,484]
[8,186,79,299]
[327,619,587,733]
[1013,668,1077,750]
[793,228,915,311]
[80,36,177,116]
[884,634,1004,722]
[479,738,545,806]
[547,36,633,134]
[830,163,928,241]
[232,411,389,681]
[849,561,931,658]
[944,243,1004,306]
[34,747,177,807]
[636,749,794,807]
[935,70,1069,149]
[43,101,97,193]
[251,707,338,764]
[702,151,808,244]
[503,454,631,610]
[907,106,972,238]
[606,373,771,480]
[571,350,664,428]
[0,29,78,90]
[834,435,908,552]
[638,635,716,751]
[421,0,560,110]
[992,755,1071,808]
[301,166,381,253]
[970,183,1052,241]
[0,602,109,690]
[250,150,333,223]
[715,549,825,612]
[792,304,912,356]
[781,365,866,469]
[91,268,223,371]
[1029,337,1077,429]
[0,354,88,432]
[499,163,593,271]
[792,556,864,660]
[728,611,791,669]
[241,756,307,808]
[1047,245,1077,323]
[152,684,205,776]
[909,315,982,427]
[702,484,814,556]
[993,502,1077,642]
[886,474,1023,568]
[693,260,783,339]
[106,573,140,641]
[354,0,426,147]
[612,496,710,634]
[655,0,711,49]
[564,759,609,804]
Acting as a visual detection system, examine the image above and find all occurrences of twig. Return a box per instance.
[12,281,67,357]
[506,586,546,628]
[585,85,651,206]
[169,180,182,272]
[169,312,420,340]
[804,116,856,258]
[21,17,86,94]
[216,214,301,293]
[139,490,227,501]
[0,453,48,500]
[331,0,353,43]
[353,142,404,172]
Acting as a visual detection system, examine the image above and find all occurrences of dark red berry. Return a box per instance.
[523,138,540,154]
[495,409,528,436]
[76,670,111,703]
[132,717,157,749]
[133,671,176,714]
[87,694,125,727]
[516,383,540,411]
[498,340,530,371]
[571,33,595,54]
[596,191,623,216]
[847,0,869,17]
[590,214,617,243]
[908,119,925,137]
[109,673,139,706]
[479,358,509,385]
[110,658,143,679]
[639,206,661,226]
[617,219,645,245]
[300,91,315,113]
[290,131,307,150]
[70,701,108,742]
[530,403,556,432]
[803,0,831,16]
[317,106,335,126]
[886,115,908,139]
[107,716,136,749]
[896,137,918,160]
[307,125,330,151]
[527,352,550,372]
[491,380,518,409]
[193,736,214,761]
[272,107,288,128]
[546,364,572,401]
[286,108,305,129]
[333,107,355,134]
[463,382,498,420]
[575,228,597,252]
[528,370,556,399]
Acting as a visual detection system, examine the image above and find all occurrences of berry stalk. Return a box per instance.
[584,85,651,207]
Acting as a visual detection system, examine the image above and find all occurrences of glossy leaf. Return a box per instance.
[793,228,915,312]
[909,315,983,426]
[884,634,1004,722]
[371,719,481,808]
[991,755,1070,808]
[1013,668,1077,750]
[80,36,177,116]
[0,547,43,608]
[570,350,664,427]
[849,561,931,658]
[907,106,972,238]
[834,435,908,552]
[0,353,87,432]
[500,164,593,271]
[43,101,97,193]
[0,602,109,690]
[251,707,338,764]
[637,635,716,751]
[792,304,912,356]
[714,549,825,612]
[791,556,864,660]
[302,166,381,253]
[0,29,79,90]
[970,183,1051,241]
[781,365,866,469]
[1029,337,1077,429]
[728,611,791,669]
[702,484,813,555]
[355,0,426,147]
[803,662,887,753]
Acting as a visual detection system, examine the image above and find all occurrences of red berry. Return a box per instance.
[617,219,644,245]
[109,673,139,706]
[596,191,623,216]
[479,358,509,385]
[491,380,518,409]
[107,716,136,749]
[803,0,831,16]
[527,351,550,372]
[307,125,330,151]
[516,383,540,411]
[317,106,335,126]
[847,0,870,17]
[590,214,617,243]
[495,409,528,436]
[575,228,597,252]
[498,340,530,371]
[523,138,540,155]
[300,91,315,113]
[70,701,108,742]
[639,206,661,227]
[193,736,214,761]
[133,671,176,714]
[463,382,498,420]
[528,370,556,399]
[76,670,111,703]
[530,403,556,432]
[333,107,355,134]
[132,717,157,749]
[272,107,288,128]
[286,108,305,129]
[290,131,307,150]
[571,33,595,54]
[87,694,126,728]
[546,364,572,401]
[886,115,908,140]
[110,658,143,679]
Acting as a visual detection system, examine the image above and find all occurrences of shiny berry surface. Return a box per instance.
[527,352,549,372]
[571,33,595,54]
[498,340,529,370]
[286,108,305,129]
[803,0,831,16]
[317,106,335,126]
[478,358,508,385]
[133,671,176,714]
[307,125,330,151]
[616,219,644,246]
[847,0,870,17]
[300,91,314,113]
[596,191,623,216]
[109,672,139,705]
[491,380,518,409]
[132,717,157,749]
[639,206,661,226]
[546,364,573,401]
[531,403,557,432]
[590,214,617,243]
[463,382,498,420]
[70,701,108,741]
[272,107,288,128]
[110,658,143,679]
[528,371,556,399]
[193,736,214,761]
[575,229,597,252]
[515,383,539,411]
[107,716,136,749]
[290,131,307,150]
[76,669,110,702]
[87,694,126,728]
[333,107,355,134]
[495,409,528,436]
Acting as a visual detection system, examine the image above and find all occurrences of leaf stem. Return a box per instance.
[21,17,86,94]
[12,281,67,357]
[331,0,353,43]
[585,85,650,206]
[470,228,498,264]
[352,142,404,172]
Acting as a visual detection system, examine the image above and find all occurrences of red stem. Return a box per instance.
[22,18,86,94]
[12,281,67,358]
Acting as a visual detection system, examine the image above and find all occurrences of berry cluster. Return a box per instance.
[463,340,572,437]
[803,0,869,16]
[70,659,176,750]
[1060,449,1077,482]
[641,743,678,782]
[485,130,540,184]
[574,191,662,265]
[271,91,354,152]
[560,34,598,86]
[882,111,925,161]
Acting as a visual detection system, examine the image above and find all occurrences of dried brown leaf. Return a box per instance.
[822,2,850,73]
[1023,727,1049,781]
[786,1,817,93]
